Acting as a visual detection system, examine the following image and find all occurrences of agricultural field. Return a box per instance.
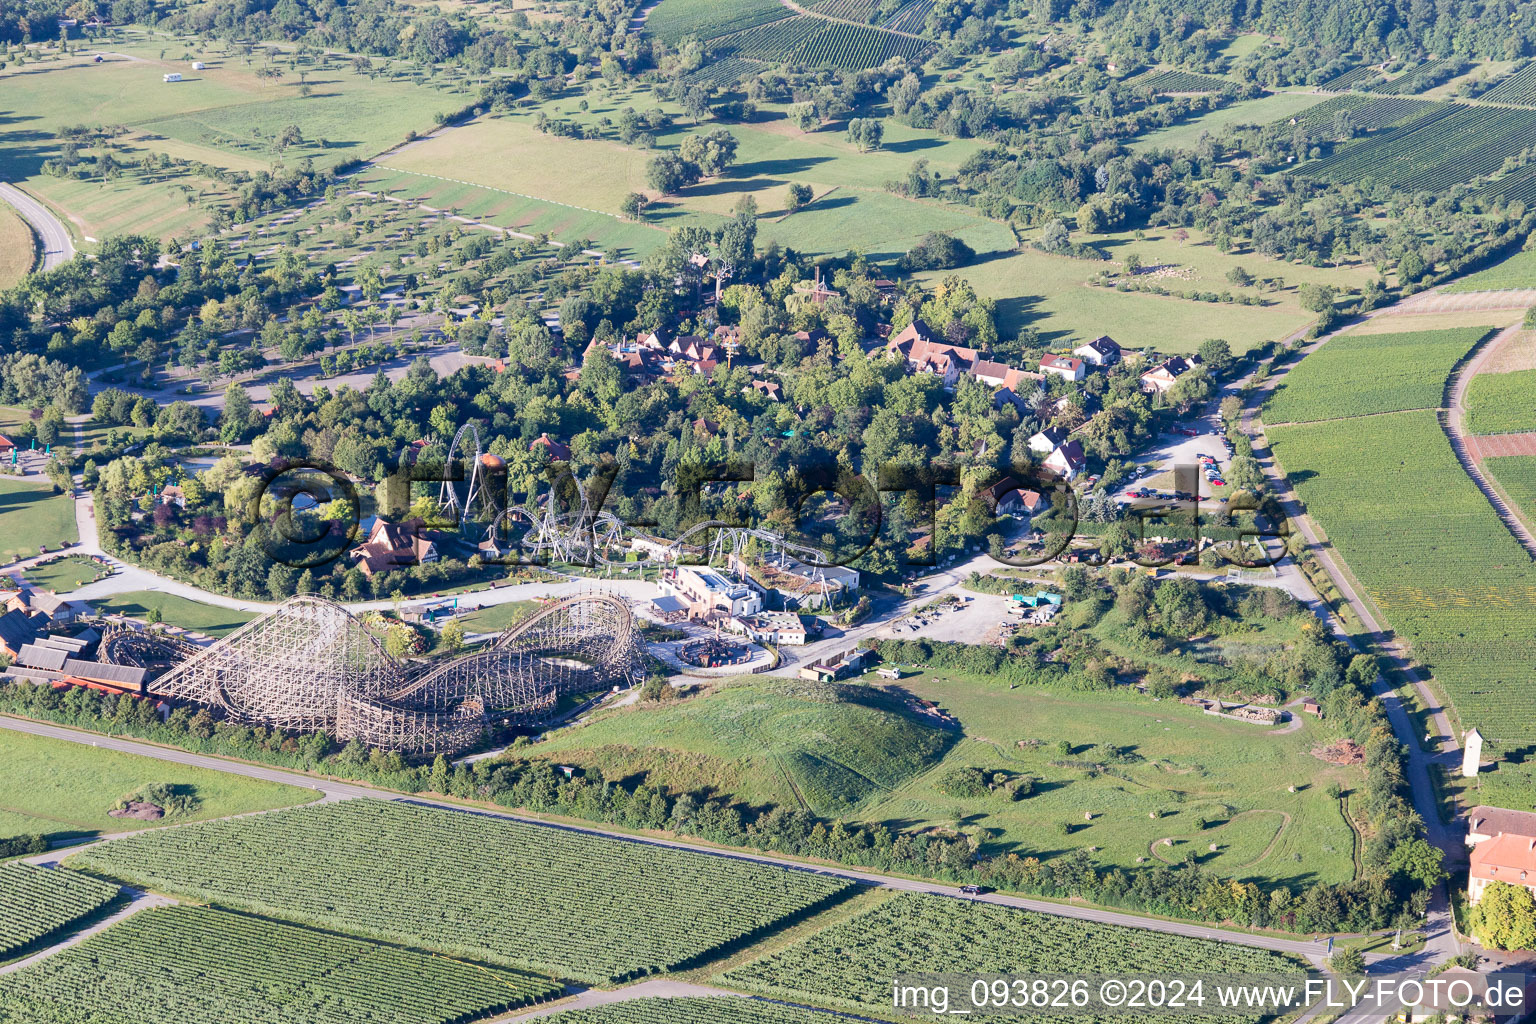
[917,225,1377,352]
[94,592,258,637]
[0,205,35,288]
[1298,104,1536,202]
[1132,69,1234,93]
[1283,95,1448,142]
[528,678,957,815]
[1465,368,1536,434]
[1267,411,1536,766]
[1263,325,1494,423]
[0,479,78,563]
[539,999,838,1023]
[850,668,1361,887]
[71,799,858,983]
[721,893,1303,1021]
[1483,456,1536,520]
[1442,247,1536,293]
[0,905,561,1024]
[1479,61,1536,106]
[644,0,791,44]
[0,730,312,842]
[0,864,121,960]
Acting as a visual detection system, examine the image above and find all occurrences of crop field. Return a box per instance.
[642,0,791,43]
[1263,326,1492,423]
[851,670,1359,887]
[1133,69,1233,93]
[0,205,35,288]
[1267,411,1536,756]
[530,678,955,815]
[0,479,78,563]
[0,905,560,1024]
[1484,456,1536,520]
[1318,66,1382,91]
[1480,61,1536,106]
[722,893,1302,1022]
[541,999,838,1023]
[0,864,120,960]
[0,730,312,842]
[715,17,933,69]
[1285,95,1448,140]
[1299,104,1536,194]
[1464,368,1536,433]
[71,800,857,983]
[682,57,771,86]
[884,0,936,32]
[1367,59,1453,95]
[1442,248,1536,293]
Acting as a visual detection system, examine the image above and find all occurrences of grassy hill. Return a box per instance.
[530,678,956,816]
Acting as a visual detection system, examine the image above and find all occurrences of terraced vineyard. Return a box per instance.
[1268,410,1536,752]
[723,893,1302,1023]
[1465,368,1536,433]
[643,0,791,44]
[1133,69,1232,93]
[70,800,856,984]
[0,863,121,959]
[884,0,935,32]
[1367,59,1456,95]
[1480,61,1536,106]
[1263,326,1491,424]
[1318,65,1383,91]
[541,999,836,1023]
[1299,104,1536,193]
[0,905,559,1023]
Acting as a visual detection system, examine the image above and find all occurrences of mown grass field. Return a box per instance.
[1442,247,1536,292]
[530,677,956,816]
[0,38,460,242]
[1484,455,1536,520]
[1263,325,1494,423]
[95,591,258,636]
[1269,410,1536,773]
[917,225,1376,352]
[0,478,77,562]
[1131,91,1330,153]
[21,555,102,592]
[1465,367,1536,433]
[0,204,35,287]
[853,669,1359,887]
[0,729,314,841]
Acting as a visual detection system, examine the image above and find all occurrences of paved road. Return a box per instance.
[0,714,1357,967]
[1443,323,1536,556]
[0,182,73,270]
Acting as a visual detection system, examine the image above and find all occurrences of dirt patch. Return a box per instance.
[1466,432,1536,460]
[1312,739,1364,765]
[1484,329,1536,374]
[108,801,164,821]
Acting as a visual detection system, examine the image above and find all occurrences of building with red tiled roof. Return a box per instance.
[1470,830,1536,904]
[529,433,571,461]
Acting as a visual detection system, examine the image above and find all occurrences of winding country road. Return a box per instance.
[0,182,74,270]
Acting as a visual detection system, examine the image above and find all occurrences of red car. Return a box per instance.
[1210,479,1226,486]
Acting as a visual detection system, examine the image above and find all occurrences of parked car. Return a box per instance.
[1210,479,1226,486]
[1179,427,1198,437]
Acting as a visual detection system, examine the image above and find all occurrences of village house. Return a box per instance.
[1043,440,1087,481]
[1072,335,1122,367]
[1039,353,1086,382]
[744,379,781,402]
[1469,830,1536,904]
[1467,806,1536,847]
[997,486,1049,516]
[351,517,443,577]
[1028,426,1068,456]
[1140,354,1203,394]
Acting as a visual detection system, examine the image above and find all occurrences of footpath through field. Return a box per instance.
[1443,322,1536,553]
[0,714,1363,968]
